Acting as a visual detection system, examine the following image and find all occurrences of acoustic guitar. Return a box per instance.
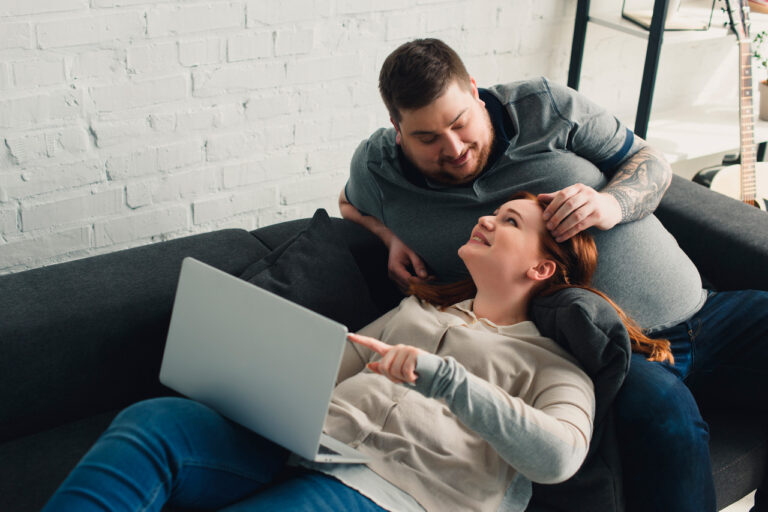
[693,0,768,210]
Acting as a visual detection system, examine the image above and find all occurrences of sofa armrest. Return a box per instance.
[655,175,768,292]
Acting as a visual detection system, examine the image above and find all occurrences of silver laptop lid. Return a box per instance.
[159,257,348,461]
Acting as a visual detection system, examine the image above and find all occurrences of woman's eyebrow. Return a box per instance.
[504,207,524,224]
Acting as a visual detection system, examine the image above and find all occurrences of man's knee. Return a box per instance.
[614,357,708,447]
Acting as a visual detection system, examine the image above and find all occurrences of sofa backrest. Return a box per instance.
[0,229,270,443]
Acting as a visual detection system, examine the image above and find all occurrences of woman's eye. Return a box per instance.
[505,217,517,226]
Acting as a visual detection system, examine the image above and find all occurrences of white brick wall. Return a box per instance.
[0,0,734,274]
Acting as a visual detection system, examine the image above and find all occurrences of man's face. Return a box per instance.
[393,78,494,186]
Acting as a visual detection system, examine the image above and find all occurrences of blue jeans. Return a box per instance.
[42,397,386,512]
[615,290,768,512]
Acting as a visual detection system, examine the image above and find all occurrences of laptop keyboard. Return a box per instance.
[318,445,340,456]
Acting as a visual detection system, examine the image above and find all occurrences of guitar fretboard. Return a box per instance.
[739,39,758,203]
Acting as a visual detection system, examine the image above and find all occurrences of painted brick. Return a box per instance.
[0,226,90,267]
[255,205,300,228]
[244,92,299,120]
[0,22,32,50]
[183,103,244,131]
[247,0,331,26]
[12,58,67,88]
[221,153,305,188]
[280,173,345,204]
[285,55,361,84]
[0,206,19,235]
[0,89,82,129]
[126,180,153,208]
[275,28,313,56]
[5,127,90,163]
[127,42,178,75]
[0,63,11,90]
[294,116,330,146]
[126,168,218,208]
[426,3,497,33]
[90,75,188,112]
[299,84,353,113]
[106,149,158,180]
[178,38,224,67]
[157,139,204,171]
[37,11,145,49]
[93,0,173,6]
[72,49,123,79]
[385,12,424,41]
[264,120,295,150]
[191,61,285,96]
[192,186,276,224]
[21,187,124,231]
[1,159,104,199]
[95,205,188,246]
[307,144,356,174]
[330,111,373,140]
[147,3,245,37]
[205,131,263,162]
[91,116,151,148]
[335,0,411,15]
[0,0,87,17]
[227,31,272,62]
[151,168,218,203]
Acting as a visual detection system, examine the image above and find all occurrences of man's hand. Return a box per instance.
[538,184,622,242]
[339,188,433,291]
[387,237,433,292]
[347,333,424,384]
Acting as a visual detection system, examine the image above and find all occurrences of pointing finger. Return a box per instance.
[347,333,391,355]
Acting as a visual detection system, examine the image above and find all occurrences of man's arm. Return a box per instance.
[339,189,432,289]
[539,138,672,241]
[601,142,673,223]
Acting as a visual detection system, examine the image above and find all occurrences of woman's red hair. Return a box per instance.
[409,192,673,364]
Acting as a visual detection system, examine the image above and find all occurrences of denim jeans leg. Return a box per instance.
[682,290,768,411]
[614,353,716,512]
[42,397,290,512]
[221,470,388,512]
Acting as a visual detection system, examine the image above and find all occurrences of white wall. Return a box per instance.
[0,0,737,274]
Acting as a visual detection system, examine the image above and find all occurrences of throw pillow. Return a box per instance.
[240,209,382,332]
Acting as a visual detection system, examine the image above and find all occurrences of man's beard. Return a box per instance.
[431,114,495,185]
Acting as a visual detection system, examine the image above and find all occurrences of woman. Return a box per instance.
[43,193,671,512]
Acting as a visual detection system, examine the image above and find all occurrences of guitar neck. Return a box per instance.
[739,39,758,203]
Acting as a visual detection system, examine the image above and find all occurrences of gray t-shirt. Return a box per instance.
[345,77,705,331]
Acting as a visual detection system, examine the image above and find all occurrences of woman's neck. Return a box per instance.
[471,287,530,326]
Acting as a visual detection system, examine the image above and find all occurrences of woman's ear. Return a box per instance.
[526,259,557,282]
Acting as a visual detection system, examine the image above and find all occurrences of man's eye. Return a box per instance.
[419,137,437,144]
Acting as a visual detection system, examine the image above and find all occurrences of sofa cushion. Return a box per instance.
[528,287,632,512]
[240,208,381,332]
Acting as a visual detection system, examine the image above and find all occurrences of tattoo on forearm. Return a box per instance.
[604,147,672,223]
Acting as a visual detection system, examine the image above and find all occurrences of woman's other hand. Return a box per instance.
[347,333,423,384]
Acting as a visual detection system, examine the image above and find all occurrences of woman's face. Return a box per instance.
[458,198,550,285]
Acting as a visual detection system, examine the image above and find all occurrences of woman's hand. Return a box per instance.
[347,333,424,384]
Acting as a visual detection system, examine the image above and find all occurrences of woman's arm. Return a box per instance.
[413,353,595,484]
[348,334,595,483]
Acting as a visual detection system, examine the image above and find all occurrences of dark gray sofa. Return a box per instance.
[1,175,765,511]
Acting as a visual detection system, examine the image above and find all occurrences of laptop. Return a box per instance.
[159,257,368,463]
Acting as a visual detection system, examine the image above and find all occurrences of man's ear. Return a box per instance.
[526,259,557,282]
[390,117,401,145]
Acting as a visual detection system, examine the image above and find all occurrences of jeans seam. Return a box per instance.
[178,458,277,483]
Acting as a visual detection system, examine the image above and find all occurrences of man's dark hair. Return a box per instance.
[379,38,471,123]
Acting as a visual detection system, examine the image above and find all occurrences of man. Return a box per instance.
[339,38,767,511]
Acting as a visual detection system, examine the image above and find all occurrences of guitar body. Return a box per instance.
[693,163,768,210]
